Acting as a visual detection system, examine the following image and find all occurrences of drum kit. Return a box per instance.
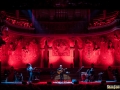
[81,72,88,81]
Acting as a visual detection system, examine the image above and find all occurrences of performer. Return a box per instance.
[26,63,34,83]
[89,68,95,81]
[86,67,95,82]
[57,65,65,82]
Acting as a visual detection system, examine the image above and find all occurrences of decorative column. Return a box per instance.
[16,10,19,18]
[40,48,44,68]
[48,47,52,68]
[73,40,80,68]
[70,47,74,68]
[44,40,49,68]
[78,48,83,67]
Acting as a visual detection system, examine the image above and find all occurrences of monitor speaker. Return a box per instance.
[47,81,52,84]
[32,79,39,83]
[72,79,79,84]
[101,80,106,84]
[22,81,27,85]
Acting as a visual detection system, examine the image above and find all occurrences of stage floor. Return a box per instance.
[1,80,119,85]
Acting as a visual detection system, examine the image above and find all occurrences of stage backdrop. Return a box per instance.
[48,38,74,68]
[0,30,120,68]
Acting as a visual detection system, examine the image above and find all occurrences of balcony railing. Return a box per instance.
[5,16,35,33]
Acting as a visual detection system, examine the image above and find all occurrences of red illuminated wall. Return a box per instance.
[48,37,74,68]
[0,30,120,68]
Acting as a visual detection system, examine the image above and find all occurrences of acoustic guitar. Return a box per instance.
[57,68,67,74]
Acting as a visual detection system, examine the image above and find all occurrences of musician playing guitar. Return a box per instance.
[86,68,95,82]
[26,63,36,83]
[57,65,67,82]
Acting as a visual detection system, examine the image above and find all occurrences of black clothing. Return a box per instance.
[27,65,33,82]
[57,68,64,82]
[86,68,95,82]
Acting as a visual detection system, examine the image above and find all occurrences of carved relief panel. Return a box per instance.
[52,39,70,56]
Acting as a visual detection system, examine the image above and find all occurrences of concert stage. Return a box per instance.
[1,80,120,90]
[1,9,120,90]
[1,80,119,85]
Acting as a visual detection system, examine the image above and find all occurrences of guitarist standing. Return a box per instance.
[57,65,64,82]
[26,63,34,83]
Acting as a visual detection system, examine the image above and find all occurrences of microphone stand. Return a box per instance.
[77,66,84,81]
